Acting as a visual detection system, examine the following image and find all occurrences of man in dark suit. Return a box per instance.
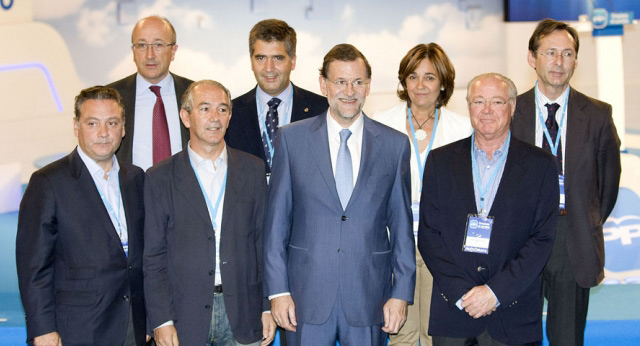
[264,44,415,346]
[144,80,276,346]
[108,16,193,171]
[418,73,559,345]
[225,19,327,173]
[511,19,621,346]
[16,86,147,346]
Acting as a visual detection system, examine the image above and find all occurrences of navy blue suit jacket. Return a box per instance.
[263,113,415,327]
[225,84,327,172]
[418,136,558,344]
[143,148,268,345]
[16,149,146,345]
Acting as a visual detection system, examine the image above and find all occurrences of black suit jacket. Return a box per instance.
[143,148,268,345]
[107,73,193,165]
[512,87,621,288]
[16,149,146,346]
[418,136,559,344]
[225,84,327,172]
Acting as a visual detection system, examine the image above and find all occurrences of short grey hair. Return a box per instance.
[181,80,232,113]
[466,72,517,101]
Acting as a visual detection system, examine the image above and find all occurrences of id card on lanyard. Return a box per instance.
[535,82,567,212]
[95,175,128,257]
[464,132,510,255]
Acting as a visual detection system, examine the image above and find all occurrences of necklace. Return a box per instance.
[411,109,434,141]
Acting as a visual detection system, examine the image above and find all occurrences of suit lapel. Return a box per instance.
[172,73,192,149]
[346,115,378,210]
[452,138,478,213]
[513,88,537,145]
[118,74,138,164]
[242,88,266,161]
[308,113,342,207]
[119,163,138,261]
[220,148,244,232]
[175,151,214,228]
[564,88,587,180]
[290,84,315,121]
[70,150,126,252]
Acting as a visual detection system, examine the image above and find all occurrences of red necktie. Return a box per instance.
[150,86,171,165]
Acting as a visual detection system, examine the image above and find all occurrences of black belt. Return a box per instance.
[214,285,223,294]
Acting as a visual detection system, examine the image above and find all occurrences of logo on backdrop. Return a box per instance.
[1,0,14,10]
[603,187,640,284]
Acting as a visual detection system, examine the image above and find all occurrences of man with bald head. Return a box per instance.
[108,15,193,170]
[418,73,559,345]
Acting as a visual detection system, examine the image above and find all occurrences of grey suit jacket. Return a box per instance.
[263,112,415,327]
[511,87,621,288]
[143,147,268,345]
[107,73,193,165]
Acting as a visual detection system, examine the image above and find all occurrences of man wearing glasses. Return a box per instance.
[419,73,559,345]
[108,16,193,171]
[263,44,415,345]
[511,19,621,346]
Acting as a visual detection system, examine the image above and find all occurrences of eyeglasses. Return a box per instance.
[132,42,175,52]
[538,49,576,60]
[326,78,369,91]
[469,98,509,108]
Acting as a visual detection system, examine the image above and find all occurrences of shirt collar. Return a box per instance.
[256,82,293,108]
[473,131,510,159]
[535,82,570,107]
[136,72,174,95]
[187,141,228,172]
[326,110,365,141]
[77,146,120,178]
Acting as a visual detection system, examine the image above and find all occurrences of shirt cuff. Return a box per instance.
[268,292,291,300]
[485,284,500,308]
[155,320,173,329]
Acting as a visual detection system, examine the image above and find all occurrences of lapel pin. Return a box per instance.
[304,107,309,112]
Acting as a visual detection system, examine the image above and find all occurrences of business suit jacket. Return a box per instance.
[263,113,415,327]
[417,136,559,344]
[512,87,621,288]
[107,73,194,164]
[16,149,146,346]
[143,148,268,345]
[225,84,327,172]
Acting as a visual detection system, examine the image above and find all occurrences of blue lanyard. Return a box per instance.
[471,131,510,215]
[407,107,439,192]
[257,91,294,163]
[189,157,228,230]
[94,174,124,239]
[535,82,568,159]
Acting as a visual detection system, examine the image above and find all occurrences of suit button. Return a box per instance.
[208,236,214,242]
[477,266,485,272]
[341,216,347,221]
[123,295,130,302]
[128,266,132,270]
[205,304,211,309]
[337,249,341,253]
[209,270,214,276]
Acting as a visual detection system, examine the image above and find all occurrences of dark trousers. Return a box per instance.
[123,307,137,346]
[542,216,590,346]
[433,329,539,346]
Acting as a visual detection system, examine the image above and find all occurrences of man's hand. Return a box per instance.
[270,295,297,332]
[34,331,61,346]
[261,312,277,345]
[154,325,179,346]
[382,298,408,334]
[461,285,497,319]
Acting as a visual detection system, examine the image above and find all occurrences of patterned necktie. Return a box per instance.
[150,86,171,165]
[542,103,563,174]
[262,97,281,167]
[335,129,353,210]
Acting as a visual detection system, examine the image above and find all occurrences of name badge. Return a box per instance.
[463,215,493,254]
[411,201,420,238]
[121,240,129,258]
[558,174,566,211]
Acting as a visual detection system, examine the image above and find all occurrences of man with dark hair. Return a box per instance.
[420,73,558,346]
[264,44,415,346]
[225,19,326,173]
[512,18,621,346]
[108,15,193,170]
[17,86,147,346]
[144,80,276,346]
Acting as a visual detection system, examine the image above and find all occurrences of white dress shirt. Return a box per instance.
[133,73,183,171]
[256,83,294,133]
[76,147,128,248]
[534,83,569,171]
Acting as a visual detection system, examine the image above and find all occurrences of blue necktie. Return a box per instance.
[262,97,281,167]
[336,129,353,210]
